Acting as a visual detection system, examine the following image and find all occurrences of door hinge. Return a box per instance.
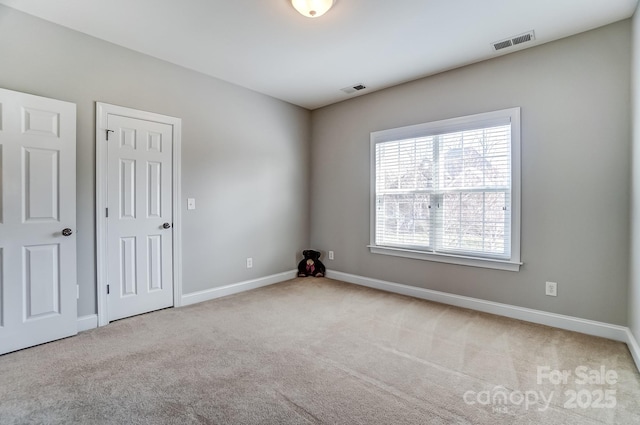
[77,284,80,300]
[107,284,110,295]
[105,129,114,141]
[106,208,109,217]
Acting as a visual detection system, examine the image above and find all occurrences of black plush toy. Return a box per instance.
[297,250,326,277]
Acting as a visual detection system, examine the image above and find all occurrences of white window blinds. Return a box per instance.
[371,108,521,268]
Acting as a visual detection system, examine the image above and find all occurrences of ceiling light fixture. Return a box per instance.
[291,0,335,18]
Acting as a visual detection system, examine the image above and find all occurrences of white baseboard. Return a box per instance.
[626,328,640,372]
[181,270,298,307]
[77,314,98,332]
[327,270,630,343]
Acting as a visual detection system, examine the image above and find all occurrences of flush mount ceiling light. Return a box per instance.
[291,0,335,18]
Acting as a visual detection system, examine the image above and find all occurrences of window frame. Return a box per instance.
[369,107,522,272]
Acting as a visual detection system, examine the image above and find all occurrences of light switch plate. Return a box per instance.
[187,198,196,210]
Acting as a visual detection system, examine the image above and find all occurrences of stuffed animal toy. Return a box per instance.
[297,250,326,277]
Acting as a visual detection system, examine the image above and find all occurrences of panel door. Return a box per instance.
[106,114,173,321]
[0,88,77,355]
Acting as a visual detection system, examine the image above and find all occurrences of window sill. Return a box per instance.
[368,245,522,272]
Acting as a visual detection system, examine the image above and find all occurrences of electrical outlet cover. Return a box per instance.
[545,281,557,296]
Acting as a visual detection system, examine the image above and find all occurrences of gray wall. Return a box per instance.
[310,21,631,325]
[630,5,640,342]
[0,6,311,316]
[1,5,633,328]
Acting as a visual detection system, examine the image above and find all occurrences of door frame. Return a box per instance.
[95,102,182,327]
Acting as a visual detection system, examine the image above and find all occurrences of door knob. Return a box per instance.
[62,228,73,236]
[162,223,171,229]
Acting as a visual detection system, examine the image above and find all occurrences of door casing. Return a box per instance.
[96,102,182,327]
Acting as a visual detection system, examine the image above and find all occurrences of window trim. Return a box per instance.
[369,107,522,272]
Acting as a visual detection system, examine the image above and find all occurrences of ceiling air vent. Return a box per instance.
[492,30,535,52]
[341,84,367,95]
[493,40,513,51]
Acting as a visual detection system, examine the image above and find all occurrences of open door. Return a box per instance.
[0,88,77,355]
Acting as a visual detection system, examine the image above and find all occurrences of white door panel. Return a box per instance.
[0,88,77,355]
[24,244,61,319]
[106,114,173,322]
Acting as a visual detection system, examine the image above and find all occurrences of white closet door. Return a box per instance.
[0,88,77,355]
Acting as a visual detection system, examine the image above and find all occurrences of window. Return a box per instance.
[369,108,521,271]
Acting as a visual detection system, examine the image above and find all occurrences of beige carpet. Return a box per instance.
[1,277,639,424]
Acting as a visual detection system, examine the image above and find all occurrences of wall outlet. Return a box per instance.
[328,250,334,260]
[246,258,253,269]
[545,281,557,297]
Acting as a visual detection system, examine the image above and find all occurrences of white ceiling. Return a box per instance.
[0,0,637,110]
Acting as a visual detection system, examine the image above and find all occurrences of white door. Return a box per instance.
[104,110,174,322]
[0,88,77,356]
